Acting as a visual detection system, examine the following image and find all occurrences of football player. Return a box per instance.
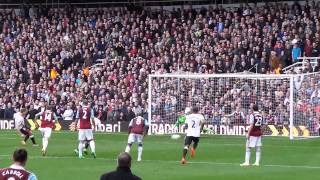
[35,106,57,156]
[125,111,149,162]
[14,108,37,146]
[75,100,96,159]
[240,104,265,166]
[181,106,205,164]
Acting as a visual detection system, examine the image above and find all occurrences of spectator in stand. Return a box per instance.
[311,42,320,57]
[62,104,74,121]
[304,39,313,57]
[0,2,319,134]
[126,107,136,122]
[292,42,302,63]
[4,102,15,119]
[26,104,39,122]
[269,51,280,72]
[0,98,5,119]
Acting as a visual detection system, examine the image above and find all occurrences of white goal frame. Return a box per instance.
[148,73,297,139]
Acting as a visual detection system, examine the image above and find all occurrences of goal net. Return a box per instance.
[148,73,320,139]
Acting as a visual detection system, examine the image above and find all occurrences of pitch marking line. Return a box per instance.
[0,155,319,169]
[0,136,319,149]
[0,131,297,140]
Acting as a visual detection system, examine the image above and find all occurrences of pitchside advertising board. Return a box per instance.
[0,119,310,137]
[0,119,125,133]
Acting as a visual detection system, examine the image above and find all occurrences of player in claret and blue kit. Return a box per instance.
[35,106,57,156]
[0,149,37,180]
[76,100,96,159]
[240,104,265,166]
[125,111,149,162]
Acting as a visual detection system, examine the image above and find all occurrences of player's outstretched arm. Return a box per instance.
[34,112,42,120]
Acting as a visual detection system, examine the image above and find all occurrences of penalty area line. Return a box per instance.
[0,155,319,169]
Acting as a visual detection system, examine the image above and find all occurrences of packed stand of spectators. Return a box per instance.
[0,2,319,134]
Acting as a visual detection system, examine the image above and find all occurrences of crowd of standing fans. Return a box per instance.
[0,2,320,132]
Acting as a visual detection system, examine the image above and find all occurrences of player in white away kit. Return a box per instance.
[35,106,58,156]
[14,108,37,146]
[181,106,205,164]
[125,112,149,162]
[240,105,265,166]
[76,100,96,159]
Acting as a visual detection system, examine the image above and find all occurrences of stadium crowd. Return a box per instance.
[0,1,319,133]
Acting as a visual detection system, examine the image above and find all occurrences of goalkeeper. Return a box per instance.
[175,107,190,127]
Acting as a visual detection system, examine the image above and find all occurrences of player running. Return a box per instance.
[125,111,149,162]
[240,104,265,166]
[75,100,96,159]
[181,106,205,164]
[14,108,38,146]
[35,106,57,156]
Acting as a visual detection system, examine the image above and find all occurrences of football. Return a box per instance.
[171,134,181,140]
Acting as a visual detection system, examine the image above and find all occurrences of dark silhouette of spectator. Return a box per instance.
[4,102,15,119]
[100,152,141,180]
[126,107,136,122]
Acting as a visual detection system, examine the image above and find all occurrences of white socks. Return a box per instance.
[255,146,261,164]
[42,138,48,151]
[245,147,251,164]
[125,144,143,161]
[138,146,143,161]
[89,141,96,153]
[125,145,131,153]
[244,147,261,164]
[78,142,84,157]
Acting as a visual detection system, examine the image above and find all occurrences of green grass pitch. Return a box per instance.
[1,130,320,180]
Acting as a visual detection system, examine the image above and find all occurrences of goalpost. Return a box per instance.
[148,73,320,139]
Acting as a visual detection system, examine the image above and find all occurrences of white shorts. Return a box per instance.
[247,136,262,148]
[78,129,94,141]
[127,133,143,144]
[39,128,52,138]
